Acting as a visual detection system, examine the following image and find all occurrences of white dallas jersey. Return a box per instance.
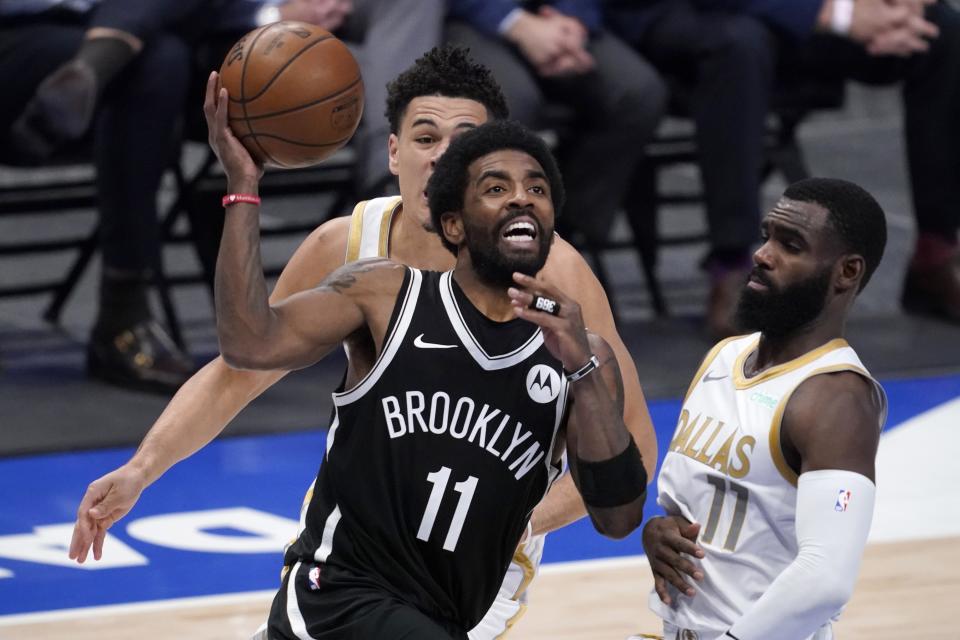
[343,195,403,262]
[341,196,542,638]
[650,334,887,639]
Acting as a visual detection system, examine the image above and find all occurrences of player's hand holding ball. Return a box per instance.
[217,21,362,169]
[204,70,263,189]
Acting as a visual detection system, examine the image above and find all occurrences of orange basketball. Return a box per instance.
[219,21,363,169]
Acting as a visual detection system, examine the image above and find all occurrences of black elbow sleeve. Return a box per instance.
[575,440,647,508]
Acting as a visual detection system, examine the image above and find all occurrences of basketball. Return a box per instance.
[219,21,363,168]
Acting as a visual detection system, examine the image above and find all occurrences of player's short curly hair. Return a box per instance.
[782,177,887,292]
[427,120,565,254]
[385,45,509,135]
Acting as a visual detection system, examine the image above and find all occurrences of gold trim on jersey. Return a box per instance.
[497,603,528,638]
[494,546,536,638]
[511,546,536,601]
[685,336,743,402]
[734,337,850,390]
[768,362,870,487]
[344,200,368,262]
[378,198,402,257]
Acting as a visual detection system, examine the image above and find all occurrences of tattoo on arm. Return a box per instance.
[317,259,391,295]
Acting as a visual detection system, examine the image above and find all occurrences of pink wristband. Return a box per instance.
[222,193,261,207]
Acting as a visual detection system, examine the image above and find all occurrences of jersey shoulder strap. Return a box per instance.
[344,196,403,263]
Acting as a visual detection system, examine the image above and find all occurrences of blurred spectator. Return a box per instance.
[0,0,201,393]
[0,0,444,393]
[609,0,960,335]
[445,0,666,246]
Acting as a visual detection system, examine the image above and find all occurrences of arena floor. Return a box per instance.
[0,376,958,638]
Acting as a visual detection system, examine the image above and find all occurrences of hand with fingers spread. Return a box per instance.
[68,465,147,563]
[203,70,263,190]
[643,514,705,605]
[508,271,593,372]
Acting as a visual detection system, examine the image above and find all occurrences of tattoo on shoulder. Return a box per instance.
[318,258,393,295]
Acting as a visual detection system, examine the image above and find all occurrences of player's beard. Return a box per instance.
[735,265,832,337]
[463,211,552,288]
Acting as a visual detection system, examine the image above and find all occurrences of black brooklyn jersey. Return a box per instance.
[284,268,567,630]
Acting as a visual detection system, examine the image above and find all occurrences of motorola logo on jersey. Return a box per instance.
[526,365,561,403]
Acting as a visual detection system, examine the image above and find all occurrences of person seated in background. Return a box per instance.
[444,0,667,248]
[609,0,960,335]
[0,0,204,392]
[0,0,445,392]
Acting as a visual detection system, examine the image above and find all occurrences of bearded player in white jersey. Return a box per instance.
[640,177,889,640]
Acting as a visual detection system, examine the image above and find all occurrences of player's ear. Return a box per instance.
[388,133,400,176]
[440,211,465,247]
[836,254,865,294]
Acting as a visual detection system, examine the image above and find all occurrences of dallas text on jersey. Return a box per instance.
[669,409,756,479]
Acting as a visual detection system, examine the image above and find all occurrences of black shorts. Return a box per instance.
[265,561,467,640]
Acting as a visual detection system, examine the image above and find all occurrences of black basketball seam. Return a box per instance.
[228,77,362,122]
[238,24,279,166]
[236,133,354,148]
[228,34,336,104]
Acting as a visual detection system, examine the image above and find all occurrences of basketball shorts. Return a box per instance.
[256,560,467,640]
[657,621,834,640]
[467,532,545,640]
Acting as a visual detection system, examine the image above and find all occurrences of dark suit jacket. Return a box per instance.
[448,0,603,37]
[606,0,822,42]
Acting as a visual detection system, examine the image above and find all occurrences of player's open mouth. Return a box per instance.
[501,218,538,245]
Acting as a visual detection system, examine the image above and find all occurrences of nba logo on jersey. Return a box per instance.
[835,489,852,512]
[307,565,322,591]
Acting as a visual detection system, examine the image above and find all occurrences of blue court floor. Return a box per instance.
[1,374,958,619]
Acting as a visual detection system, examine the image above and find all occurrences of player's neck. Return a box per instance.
[750,315,846,375]
[451,268,515,322]
[389,204,456,271]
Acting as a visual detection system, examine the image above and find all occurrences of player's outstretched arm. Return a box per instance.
[724,371,883,640]
[69,72,361,564]
[530,239,657,536]
[509,272,646,539]
[68,217,353,564]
